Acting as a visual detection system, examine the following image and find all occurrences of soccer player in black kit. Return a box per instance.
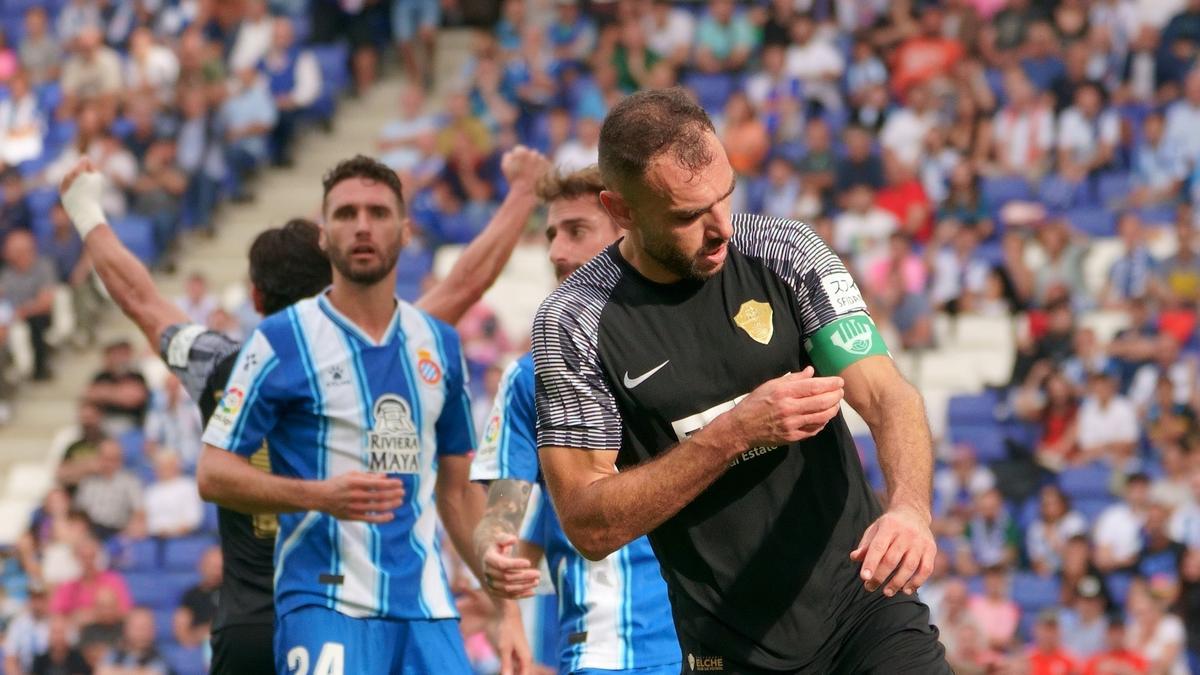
[58,149,549,673]
[532,88,951,674]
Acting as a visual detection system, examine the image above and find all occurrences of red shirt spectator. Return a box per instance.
[890,7,964,97]
[1028,612,1078,675]
[875,168,933,242]
[1083,620,1149,675]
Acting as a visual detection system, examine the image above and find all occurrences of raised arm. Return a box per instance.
[60,157,187,347]
[540,369,844,560]
[416,146,549,324]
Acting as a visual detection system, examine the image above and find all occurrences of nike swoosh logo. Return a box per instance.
[623,360,670,388]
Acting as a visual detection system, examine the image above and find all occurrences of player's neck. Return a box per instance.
[326,276,398,343]
[618,236,682,285]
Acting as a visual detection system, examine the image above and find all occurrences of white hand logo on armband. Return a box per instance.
[830,318,873,355]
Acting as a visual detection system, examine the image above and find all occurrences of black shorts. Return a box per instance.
[211,623,275,675]
[676,597,950,675]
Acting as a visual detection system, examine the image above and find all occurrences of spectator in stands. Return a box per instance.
[79,585,128,659]
[968,564,1021,651]
[143,450,202,538]
[693,0,756,74]
[175,86,224,234]
[1094,472,1151,572]
[991,68,1056,178]
[0,73,45,169]
[1060,534,1113,608]
[876,157,933,241]
[784,12,842,112]
[1084,617,1149,674]
[97,607,169,675]
[393,0,440,89]
[548,0,597,67]
[720,92,769,176]
[1103,212,1160,308]
[0,170,33,251]
[928,225,990,313]
[1026,610,1077,674]
[219,68,278,203]
[891,5,962,98]
[835,124,885,193]
[1062,328,1113,389]
[1177,548,1200,672]
[752,157,802,220]
[1159,214,1200,305]
[173,546,220,648]
[0,230,56,380]
[865,233,934,350]
[1126,578,1189,674]
[1056,81,1119,184]
[59,26,123,123]
[44,104,137,219]
[1027,484,1089,575]
[18,7,61,86]
[1165,68,1200,167]
[1130,337,1195,415]
[1077,369,1140,466]
[30,615,88,675]
[881,82,940,171]
[833,181,897,270]
[961,487,1021,571]
[85,340,150,430]
[1059,575,1110,659]
[795,117,835,210]
[934,444,997,528]
[144,374,203,471]
[641,0,693,68]
[262,17,321,168]
[229,0,273,73]
[743,49,801,130]
[1130,111,1187,207]
[123,28,178,106]
[1138,490,1187,581]
[553,113,601,173]
[3,582,49,675]
[378,84,436,171]
[73,440,142,540]
[938,163,994,240]
[49,535,131,622]
[174,272,216,327]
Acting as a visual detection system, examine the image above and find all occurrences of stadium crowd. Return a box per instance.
[4,0,1200,673]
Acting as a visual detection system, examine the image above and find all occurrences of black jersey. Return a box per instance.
[532,214,925,670]
[160,324,275,632]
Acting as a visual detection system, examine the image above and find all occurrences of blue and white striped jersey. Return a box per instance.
[202,294,475,622]
[470,354,679,672]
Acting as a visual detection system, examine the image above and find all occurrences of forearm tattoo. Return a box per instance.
[474,479,533,561]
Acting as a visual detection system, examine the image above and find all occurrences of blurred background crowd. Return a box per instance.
[3,0,1200,672]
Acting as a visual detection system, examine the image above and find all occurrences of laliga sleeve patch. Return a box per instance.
[166,324,207,369]
[820,272,867,315]
[804,314,890,375]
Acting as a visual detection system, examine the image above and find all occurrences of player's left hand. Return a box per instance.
[850,504,936,597]
[494,599,534,675]
[500,145,550,191]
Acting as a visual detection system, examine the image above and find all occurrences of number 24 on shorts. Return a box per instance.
[287,643,345,675]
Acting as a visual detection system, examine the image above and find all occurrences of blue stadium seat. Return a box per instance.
[1074,496,1114,525]
[35,81,61,114]
[948,425,1007,464]
[162,535,218,572]
[1065,206,1118,237]
[1058,462,1112,500]
[1137,204,1176,226]
[1106,571,1134,606]
[1040,175,1088,210]
[982,176,1033,210]
[126,571,182,609]
[113,538,160,572]
[312,43,350,98]
[1017,494,1041,532]
[163,644,206,675]
[109,214,158,265]
[24,186,57,219]
[1097,172,1132,207]
[947,392,998,427]
[200,502,219,535]
[118,428,145,466]
[1011,572,1059,614]
[682,72,738,115]
[153,607,173,644]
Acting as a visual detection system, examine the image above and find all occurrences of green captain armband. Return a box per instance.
[803,314,890,375]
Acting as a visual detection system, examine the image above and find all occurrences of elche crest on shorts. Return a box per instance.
[366,394,421,474]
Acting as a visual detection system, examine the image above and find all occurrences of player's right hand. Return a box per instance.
[500,145,550,190]
[59,157,107,239]
[481,533,541,599]
[317,472,406,523]
[727,367,844,449]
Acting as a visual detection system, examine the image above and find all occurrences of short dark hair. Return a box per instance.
[597,87,716,191]
[248,219,331,316]
[536,166,605,204]
[321,155,405,213]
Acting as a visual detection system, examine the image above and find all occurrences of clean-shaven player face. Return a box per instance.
[621,131,737,281]
[546,194,620,282]
[322,177,409,286]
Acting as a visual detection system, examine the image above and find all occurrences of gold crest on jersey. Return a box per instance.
[734,300,773,345]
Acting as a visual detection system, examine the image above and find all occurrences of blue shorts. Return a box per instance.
[276,606,470,674]
[572,664,681,675]
[391,0,439,42]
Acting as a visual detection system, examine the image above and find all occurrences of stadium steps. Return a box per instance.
[0,30,479,515]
